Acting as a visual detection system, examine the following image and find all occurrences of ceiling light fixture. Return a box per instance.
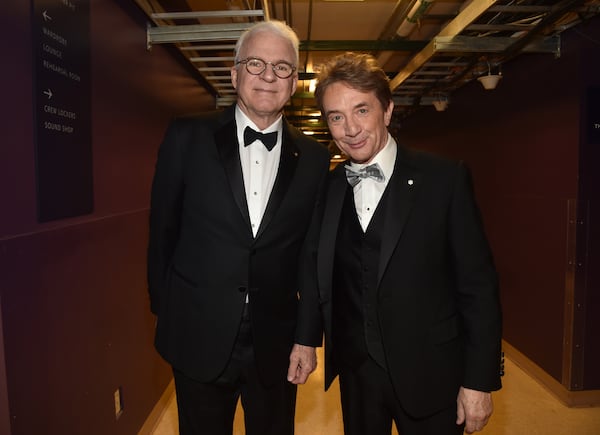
[432,95,449,112]
[477,61,502,90]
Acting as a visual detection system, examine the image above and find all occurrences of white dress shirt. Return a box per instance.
[236,106,282,237]
[347,134,397,232]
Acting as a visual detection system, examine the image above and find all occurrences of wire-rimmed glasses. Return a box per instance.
[236,57,296,79]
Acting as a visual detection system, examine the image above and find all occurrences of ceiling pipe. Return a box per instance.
[396,0,437,38]
[378,0,419,40]
[375,0,418,69]
[262,0,271,21]
[376,0,436,70]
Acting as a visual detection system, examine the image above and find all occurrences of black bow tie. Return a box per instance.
[244,126,278,151]
[345,163,385,187]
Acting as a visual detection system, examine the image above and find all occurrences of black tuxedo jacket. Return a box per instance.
[318,144,502,418]
[147,105,330,386]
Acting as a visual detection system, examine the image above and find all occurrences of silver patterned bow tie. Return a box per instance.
[344,163,385,187]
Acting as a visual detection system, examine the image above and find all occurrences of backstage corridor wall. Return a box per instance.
[0,0,214,434]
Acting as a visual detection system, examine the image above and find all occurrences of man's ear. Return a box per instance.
[290,74,298,97]
[384,100,394,126]
[231,66,238,90]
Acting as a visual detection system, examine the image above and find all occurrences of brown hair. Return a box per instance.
[314,52,392,113]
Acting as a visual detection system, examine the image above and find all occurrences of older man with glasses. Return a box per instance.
[147,20,330,435]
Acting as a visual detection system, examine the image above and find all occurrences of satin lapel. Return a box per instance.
[318,165,348,302]
[215,112,252,233]
[377,147,421,287]
[255,121,299,239]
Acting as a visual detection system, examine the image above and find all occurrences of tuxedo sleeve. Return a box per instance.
[449,162,503,392]
[147,120,186,315]
[295,152,329,347]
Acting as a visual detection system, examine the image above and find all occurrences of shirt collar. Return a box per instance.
[348,133,397,181]
[235,105,282,135]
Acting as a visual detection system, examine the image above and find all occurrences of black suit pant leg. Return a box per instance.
[173,304,297,435]
[173,367,238,435]
[338,358,464,435]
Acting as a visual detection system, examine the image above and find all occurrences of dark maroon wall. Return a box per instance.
[0,0,214,434]
[577,18,600,390]
[1,0,36,432]
[398,21,595,385]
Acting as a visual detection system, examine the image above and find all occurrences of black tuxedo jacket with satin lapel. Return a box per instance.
[147,105,330,386]
[318,144,502,418]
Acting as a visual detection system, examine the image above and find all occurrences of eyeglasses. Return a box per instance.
[236,57,296,79]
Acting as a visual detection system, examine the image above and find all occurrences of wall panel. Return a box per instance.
[0,0,215,433]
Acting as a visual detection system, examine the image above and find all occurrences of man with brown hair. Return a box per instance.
[314,52,502,435]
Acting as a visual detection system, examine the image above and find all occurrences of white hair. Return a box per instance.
[234,20,300,66]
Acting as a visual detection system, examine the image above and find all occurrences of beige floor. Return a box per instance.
[150,350,600,435]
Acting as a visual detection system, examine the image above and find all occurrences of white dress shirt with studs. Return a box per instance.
[236,106,282,237]
[347,133,397,232]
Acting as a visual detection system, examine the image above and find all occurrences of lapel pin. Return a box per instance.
[408,179,414,185]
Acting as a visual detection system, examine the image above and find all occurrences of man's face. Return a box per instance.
[231,31,298,127]
[322,82,393,164]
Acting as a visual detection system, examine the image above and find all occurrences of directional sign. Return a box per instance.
[32,0,92,222]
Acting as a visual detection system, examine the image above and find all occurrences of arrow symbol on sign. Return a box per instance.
[42,10,52,21]
[43,89,53,99]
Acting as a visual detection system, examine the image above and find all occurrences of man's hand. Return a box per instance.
[287,344,317,384]
[456,387,493,433]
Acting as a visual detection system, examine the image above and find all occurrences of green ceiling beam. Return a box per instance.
[297,72,398,80]
[299,40,428,52]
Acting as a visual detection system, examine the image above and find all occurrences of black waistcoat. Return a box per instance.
[332,184,389,370]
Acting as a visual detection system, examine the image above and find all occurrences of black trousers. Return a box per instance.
[338,358,464,435]
[173,304,297,435]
